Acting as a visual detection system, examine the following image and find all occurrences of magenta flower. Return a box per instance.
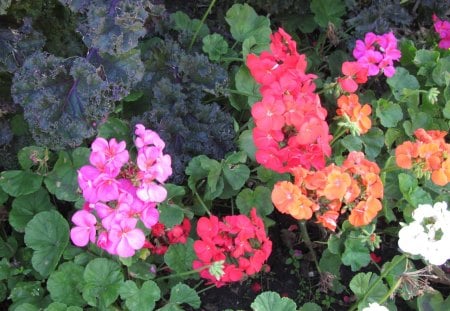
[136,180,168,203]
[77,165,101,203]
[89,137,129,175]
[352,32,401,77]
[108,218,146,257]
[433,14,450,49]
[135,124,165,149]
[70,210,97,247]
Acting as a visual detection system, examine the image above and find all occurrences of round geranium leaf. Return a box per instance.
[82,258,124,308]
[24,210,69,277]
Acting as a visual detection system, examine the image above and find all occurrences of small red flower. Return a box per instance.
[251,281,262,293]
[370,252,382,263]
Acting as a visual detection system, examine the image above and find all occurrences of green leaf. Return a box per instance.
[164,238,196,275]
[17,146,48,171]
[250,291,297,311]
[11,114,29,136]
[223,163,250,191]
[432,56,450,86]
[9,281,45,309]
[169,283,201,309]
[310,0,346,28]
[71,147,90,169]
[24,210,69,277]
[384,128,402,149]
[0,170,43,197]
[9,188,55,232]
[0,187,7,204]
[387,67,420,101]
[82,258,124,308]
[119,280,160,311]
[44,151,80,202]
[235,65,261,107]
[340,135,362,152]
[47,262,86,307]
[158,203,184,228]
[123,91,144,102]
[225,4,271,43]
[341,234,371,271]
[0,236,18,259]
[299,302,322,311]
[349,272,388,302]
[400,39,417,66]
[361,127,385,160]
[97,117,131,145]
[202,34,229,61]
[417,291,450,311]
[376,99,403,128]
[319,249,341,277]
[242,36,270,58]
[236,186,273,216]
[45,302,83,311]
[238,129,256,162]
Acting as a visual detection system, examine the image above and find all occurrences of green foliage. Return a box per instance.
[250,291,297,311]
[310,0,346,28]
[119,280,160,311]
[82,258,124,308]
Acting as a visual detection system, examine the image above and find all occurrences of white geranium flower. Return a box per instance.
[362,302,390,311]
[398,222,428,255]
[399,201,450,265]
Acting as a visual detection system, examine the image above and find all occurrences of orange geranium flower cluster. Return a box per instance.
[395,128,450,186]
[336,93,372,135]
[271,151,383,230]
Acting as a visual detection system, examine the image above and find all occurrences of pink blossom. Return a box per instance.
[136,181,168,203]
[77,166,101,203]
[108,218,146,257]
[70,210,97,247]
[135,124,165,149]
[89,137,129,175]
[433,14,450,49]
[352,32,401,77]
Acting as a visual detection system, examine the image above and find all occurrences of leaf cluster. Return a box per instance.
[131,11,235,184]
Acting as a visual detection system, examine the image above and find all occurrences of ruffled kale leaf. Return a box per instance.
[133,38,234,184]
[11,50,144,150]
[0,19,45,73]
[347,0,413,39]
[61,0,149,54]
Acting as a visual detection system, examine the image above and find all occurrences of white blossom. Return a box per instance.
[398,201,450,265]
[362,302,390,311]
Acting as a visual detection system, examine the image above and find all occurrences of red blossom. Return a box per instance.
[192,208,272,287]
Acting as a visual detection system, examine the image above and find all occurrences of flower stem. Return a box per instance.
[299,221,321,274]
[194,190,212,216]
[155,265,209,282]
[188,0,217,51]
[330,126,348,146]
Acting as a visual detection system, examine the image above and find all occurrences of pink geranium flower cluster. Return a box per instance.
[192,208,272,287]
[70,124,172,257]
[352,32,401,77]
[433,14,450,49]
[246,28,332,173]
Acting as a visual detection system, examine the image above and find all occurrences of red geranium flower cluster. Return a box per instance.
[192,208,272,287]
[271,151,383,231]
[247,28,332,173]
[143,218,191,255]
[395,129,450,186]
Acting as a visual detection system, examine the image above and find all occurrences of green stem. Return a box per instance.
[197,284,216,295]
[220,57,243,62]
[348,254,407,311]
[194,190,212,216]
[155,265,209,282]
[225,88,261,98]
[299,221,321,274]
[188,0,217,51]
[330,126,348,146]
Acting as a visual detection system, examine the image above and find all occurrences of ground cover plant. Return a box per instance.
[0,0,450,310]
